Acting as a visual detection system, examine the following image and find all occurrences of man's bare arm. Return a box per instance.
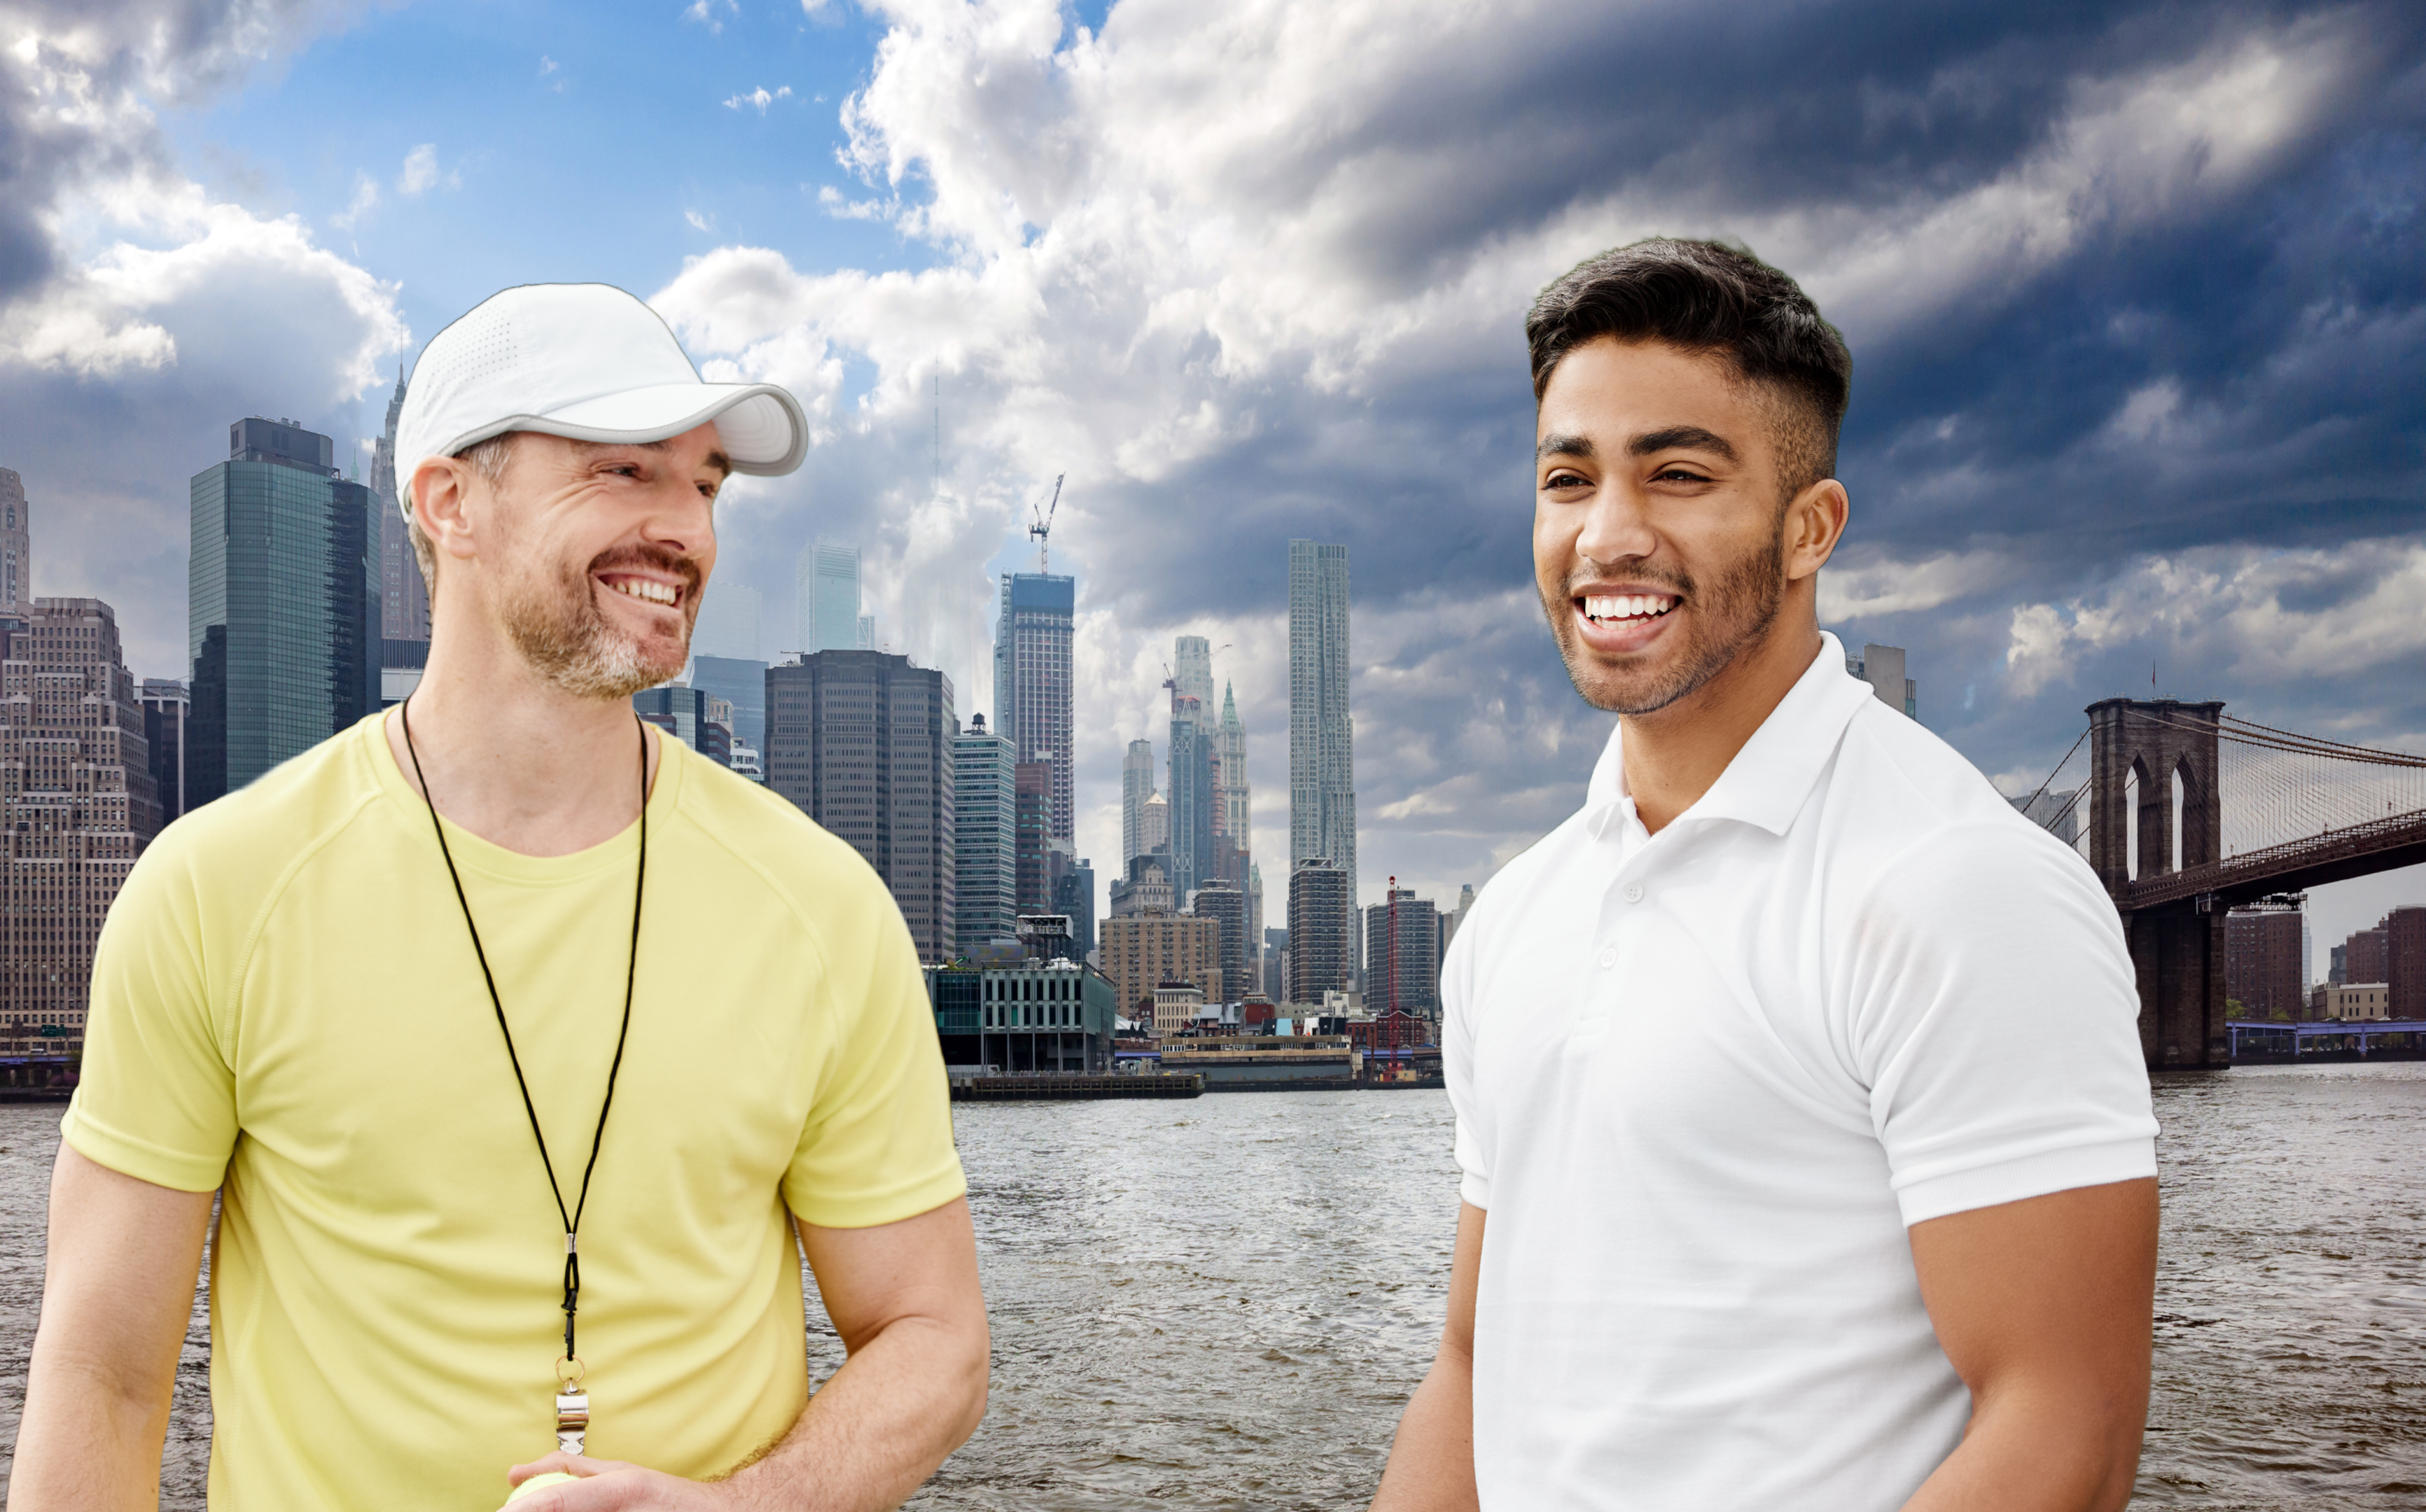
[1900,1178,2158,1512]
[1370,1201,1483,1512]
[509,1195,989,1510]
[10,1144,216,1512]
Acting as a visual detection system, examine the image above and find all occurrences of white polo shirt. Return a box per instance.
[1446,634,2154,1511]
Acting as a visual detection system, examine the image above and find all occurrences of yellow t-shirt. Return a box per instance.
[63,713,965,1508]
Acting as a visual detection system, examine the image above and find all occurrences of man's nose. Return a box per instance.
[1575,483,1656,566]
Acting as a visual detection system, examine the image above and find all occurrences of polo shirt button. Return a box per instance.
[1597,947,1616,970]
[1622,882,1645,904]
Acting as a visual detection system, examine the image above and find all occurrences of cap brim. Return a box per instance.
[431,381,809,482]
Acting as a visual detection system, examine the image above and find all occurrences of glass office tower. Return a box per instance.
[188,418,380,802]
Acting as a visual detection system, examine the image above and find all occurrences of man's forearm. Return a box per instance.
[11,1147,214,1512]
[1897,1382,2144,1512]
[719,1310,988,1511]
[9,1358,181,1512]
[1369,1344,1479,1512]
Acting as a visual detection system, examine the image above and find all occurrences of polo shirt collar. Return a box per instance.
[1581,632,1873,842]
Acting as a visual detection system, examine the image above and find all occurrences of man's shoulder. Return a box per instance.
[143,720,389,891]
[1822,701,2052,855]
[1448,808,1596,958]
[664,746,895,919]
[1818,701,2109,927]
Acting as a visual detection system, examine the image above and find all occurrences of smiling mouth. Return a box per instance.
[1579,592,1679,626]
[600,575,682,608]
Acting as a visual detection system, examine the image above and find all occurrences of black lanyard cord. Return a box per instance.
[399,700,648,1366]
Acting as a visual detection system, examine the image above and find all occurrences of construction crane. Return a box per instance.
[1028,474,1064,572]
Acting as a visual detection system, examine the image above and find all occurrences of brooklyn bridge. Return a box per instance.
[2018,699,2426,1070]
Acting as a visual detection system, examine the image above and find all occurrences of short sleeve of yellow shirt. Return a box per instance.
[63,715,965,1510]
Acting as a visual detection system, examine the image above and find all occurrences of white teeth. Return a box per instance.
[1582,593,1675,622]
[608,578,677,606]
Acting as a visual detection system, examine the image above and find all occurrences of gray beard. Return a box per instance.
[500,554,692,701]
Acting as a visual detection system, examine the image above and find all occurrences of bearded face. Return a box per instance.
[498,539,703,701]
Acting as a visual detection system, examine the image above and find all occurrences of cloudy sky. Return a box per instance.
[3,0,2421,954]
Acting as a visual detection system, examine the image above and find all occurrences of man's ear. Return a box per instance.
[410,456,481,566]
[1783,477,1849,583]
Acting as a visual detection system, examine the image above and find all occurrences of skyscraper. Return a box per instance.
[0,466,29,615]
[1192,878,1248,1007]
[1053,857,1097,962]
[1173,636,1213,723]
[1141,790,1169,858]
[1846,643,1918,720]
[689,655,767,763]
[1122,738,1155,867]
[1215,681,1250,855]
[953,713,1017,956]
[1289,540,1355,972]
[764,650,956,962]
[1168,692,1214,899]
[1,598,161,1056]
[1014,761,1052,913]
[139,679,188,825]
[1287,858,1351,1002]
[631,686,733,766]
[797,538,865,653]
[188,418,380,802]
[370,370,429,647]
[1365,884,1443,1019]
[993,572,1075,843]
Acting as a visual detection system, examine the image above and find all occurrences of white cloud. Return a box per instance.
[685,209,715,234]
[683,0,739,35]
[0,0,410,679]
[814,184,891,220]
[2003,538,2426,699]
[330,171,377,231]
[723,85,793,114]
[648,0,2397,904]
[395,143,456,197]
[1820,549,2018,622]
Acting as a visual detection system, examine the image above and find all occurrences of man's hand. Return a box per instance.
[1370,1202,1483,1512]
[499,1195,989,1512]
[10,1144,216,1512]
[496,1454,718,1509]
[1900,1177,2158,1512]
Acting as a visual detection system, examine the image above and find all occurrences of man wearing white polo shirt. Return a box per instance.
[1372,240,2158,1512]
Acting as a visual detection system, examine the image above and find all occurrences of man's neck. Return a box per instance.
[384,624,660,860]
[1619,619,1822,836]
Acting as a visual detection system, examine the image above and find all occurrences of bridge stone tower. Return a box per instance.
[2087,699,2228,1070]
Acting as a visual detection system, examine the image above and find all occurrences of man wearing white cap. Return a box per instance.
[16,285,989,1509]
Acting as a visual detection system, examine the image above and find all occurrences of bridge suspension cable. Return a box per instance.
[2016,706,2426,869]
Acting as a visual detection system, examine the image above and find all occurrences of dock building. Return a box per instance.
[927,958,1117,1072]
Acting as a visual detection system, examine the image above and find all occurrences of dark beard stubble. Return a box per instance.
[1545,529,1786,716]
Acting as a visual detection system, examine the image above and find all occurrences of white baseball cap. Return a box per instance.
[396,282,808,517]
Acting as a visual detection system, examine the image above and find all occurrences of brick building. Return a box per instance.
[2343,924,2388,988]
[2388,906,2426,1021]
[2224,905,2304,1020]
[1099,908,1222,1023]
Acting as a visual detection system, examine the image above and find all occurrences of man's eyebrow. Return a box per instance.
[1536,433,1594,461]
[1629,426,1738,463]
[576,438,733,479]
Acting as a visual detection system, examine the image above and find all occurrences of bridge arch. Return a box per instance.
[2089,699,2226,1069]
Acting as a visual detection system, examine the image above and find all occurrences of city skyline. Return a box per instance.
[0,1,2418,946]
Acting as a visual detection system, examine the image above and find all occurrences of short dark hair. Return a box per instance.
[1526,238,1853,499]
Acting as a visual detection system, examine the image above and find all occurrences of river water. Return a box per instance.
[0,1067,2419,1508]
